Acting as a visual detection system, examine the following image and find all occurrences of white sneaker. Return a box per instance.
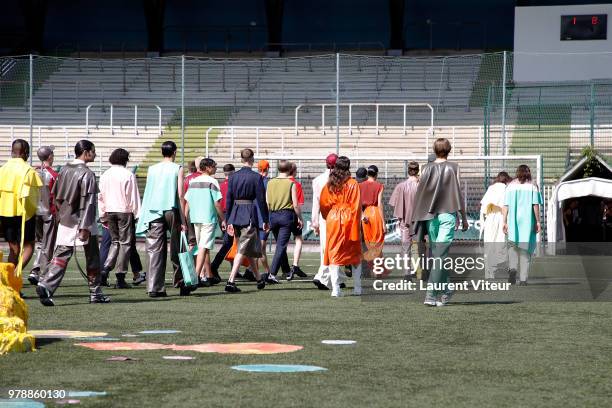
[423,295,437,306]
[438,293,452,306]
[331,289,343,297]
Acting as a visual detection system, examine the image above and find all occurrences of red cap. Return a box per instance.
[257,160,270,171]
[325,153,338,168]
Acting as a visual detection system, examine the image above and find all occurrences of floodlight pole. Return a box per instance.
[181,55,185,166]
[335,53,340,154]
[501,50,507,155]
[29,54,33,164]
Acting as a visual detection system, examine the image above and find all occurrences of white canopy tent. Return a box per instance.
[547,155,612,242]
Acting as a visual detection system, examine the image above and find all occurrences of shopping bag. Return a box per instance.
[225,237,250,267]
[178,231,198,287]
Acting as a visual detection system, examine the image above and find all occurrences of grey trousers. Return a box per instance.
[39,235,104,298]
[31,214,57,277]
[103,212,134,275]
[145,209,182,293]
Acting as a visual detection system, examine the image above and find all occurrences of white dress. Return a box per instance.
[479,182,507,278]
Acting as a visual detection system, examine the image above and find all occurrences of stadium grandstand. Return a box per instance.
[1,0,611,234]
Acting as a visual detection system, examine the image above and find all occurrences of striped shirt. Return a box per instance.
[185,174,222,224]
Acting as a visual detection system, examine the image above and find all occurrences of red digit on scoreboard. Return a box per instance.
[573,17,577,25]
[592,16,599,25]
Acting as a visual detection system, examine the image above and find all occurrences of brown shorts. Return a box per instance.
[234,225,262,258]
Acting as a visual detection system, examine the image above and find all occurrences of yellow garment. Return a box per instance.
[0,158,42,219]
[0,262,35,355]
[486,203,503,214]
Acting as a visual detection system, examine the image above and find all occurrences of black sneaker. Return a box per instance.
[36,285,54,306]
[243,269,257,282]
[101,278,111,287]
[114,273,131,289]
[132,272,146,286]
[28,274,39,285]
[266,274,280,284]
[340,283,346,289]
[286,268,295,281]
[518,281,528,286]
[257,274,267,290]
[148,291,167,298]
[293,265,307,278]
[508,269,517,285]
[180,285,197,296]
[90,294,111,303]
[198,277,211,288]
[344,266,352,278]
[225,282,241,293]
[312,279,329,290]
[209,275,221,285]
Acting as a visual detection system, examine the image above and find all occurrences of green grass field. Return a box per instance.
[2,251,612,408]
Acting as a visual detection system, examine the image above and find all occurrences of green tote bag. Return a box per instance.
[178,231,198,287]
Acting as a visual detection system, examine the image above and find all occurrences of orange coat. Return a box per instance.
[362,205,385,261]
[320,178,362,266]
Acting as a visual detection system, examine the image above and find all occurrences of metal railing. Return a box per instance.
[205,126,285,158]
[258,154,543,187]
[85,103,162,135]
[294,102,434,136]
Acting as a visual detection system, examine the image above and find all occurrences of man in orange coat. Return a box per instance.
[318,156,363,297]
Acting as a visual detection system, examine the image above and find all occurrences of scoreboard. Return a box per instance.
[560,14,607,41]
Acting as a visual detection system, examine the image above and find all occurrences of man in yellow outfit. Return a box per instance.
[0,139,43,272]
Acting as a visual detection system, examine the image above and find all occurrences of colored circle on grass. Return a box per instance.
[0,400,45,408]
[139,330,181,335]
[231,364,327,373]
[78,337,121,341]
[75,341,302,354]
[173,342,303,355]
[162,355,195,360]
[67,391,107,398]
[321,340,357,345]
[30,330,108,339]
[56,399,81,405]
[75,342,171,351]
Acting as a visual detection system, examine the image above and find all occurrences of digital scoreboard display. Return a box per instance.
[561,14,607,40]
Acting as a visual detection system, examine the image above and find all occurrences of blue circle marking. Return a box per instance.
[231,364,327,373]
[139,330,181,335]
[0,400,45,408]
[66,391,107,397]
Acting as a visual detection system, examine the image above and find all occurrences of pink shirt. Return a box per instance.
[98,165,141,219]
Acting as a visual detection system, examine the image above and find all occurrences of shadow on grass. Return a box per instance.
[450,300,522,305]
[34,338,63,349]
[260,286,324,292]
[520,282,581,286]
[191,291,232,298]
[55,296,180,306]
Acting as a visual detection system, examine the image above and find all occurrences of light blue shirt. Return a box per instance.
[136,161,181,233]
[504,181,543,250]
